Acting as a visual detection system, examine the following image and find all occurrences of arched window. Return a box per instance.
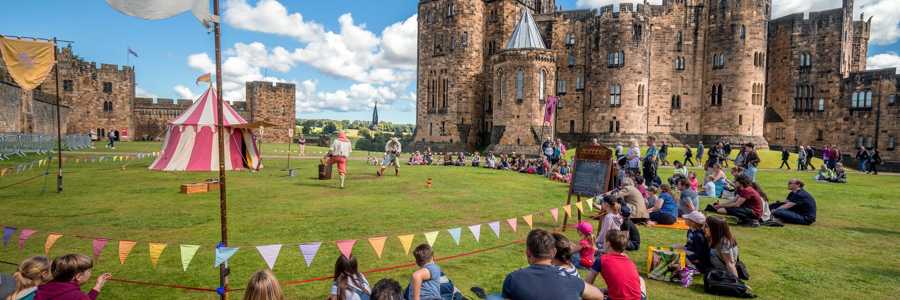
[609,84,621,106]
[497,70,504,106]
[711,85,719,106]
[568,49,576,66]
[515,69,524,103]
[865,90,873,108]
[675,31,683,52]
[740,25,746,40]
[637,84,645,106]
[539,69,546,101]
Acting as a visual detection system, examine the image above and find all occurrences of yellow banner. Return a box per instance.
[0,38,56,91]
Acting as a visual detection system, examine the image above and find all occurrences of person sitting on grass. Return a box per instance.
[668,160,689,186]
[244,269,283,300]
[442,153,454,166]
[5,256,51,300]
[550,233,580,278]
[648,184,678,225]
[407,244,442,300]
[570,221,597,269]
[455,152,466,166]
[604,177,650,224]
[328,255,370,300]
[681,211,712,274]
[619,206,641,252]
[471,152,481,167]
[707,163,728,197]
[814,164,834,182]
[634,176,650,200]
[35,254,111,300]
[499,154,510,170]
[596,230,647,300]
[705,216,749,281]
[770,179,817,225]
[371,278,403,300]
[424,148,434,165]
[484,152,496,169]
[712,175,763,227]
[688,172,699,192]
[830,163,847,183]
[677,178,699,215]
[500,229,604,300]
[549,164,567,182]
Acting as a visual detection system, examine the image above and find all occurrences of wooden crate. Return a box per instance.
[181,183,208,194]
[206,181,220,191]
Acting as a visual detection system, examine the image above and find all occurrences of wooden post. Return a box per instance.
[213,0,229,298]
[52,38,63,193]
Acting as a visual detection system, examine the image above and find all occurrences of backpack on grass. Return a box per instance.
[703,270,756,298]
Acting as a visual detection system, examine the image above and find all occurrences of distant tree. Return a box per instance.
[359,128,372,140]
[324,122,338,134]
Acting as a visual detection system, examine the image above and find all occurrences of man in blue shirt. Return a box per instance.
[771,179,817,225]
[500,229,605,300]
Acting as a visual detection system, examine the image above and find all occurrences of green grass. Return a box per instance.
[1,142,898,299]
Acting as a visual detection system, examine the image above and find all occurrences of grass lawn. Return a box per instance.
[1,142,898,299]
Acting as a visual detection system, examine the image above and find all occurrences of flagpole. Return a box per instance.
[53,38,63,193]
[213,0,229,299]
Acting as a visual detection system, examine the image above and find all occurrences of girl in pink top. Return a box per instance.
[571,221,597,268]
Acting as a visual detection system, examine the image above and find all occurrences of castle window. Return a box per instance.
[865,90,873,108]
[450,34,456,52]
[461,32,468,48]
[674,57,685,71]
[615,120,620,133]
[102,101,113,113]
[637,84,644,106]
[739,114,743,125]
[557,80,567,95]
[857,136,865,148]
[632,24,642,43]
[440,121,446,136]
[607,51,624,68]
[570,120,575,133]
[446,1,455,17]
[515,69,524,103]
[657,116,660,125]
[63,80,73,92]
[429,123,433,136]
[752,83,763,105]
[816,129,824,141]
[608,121,614,133]
[567,49,576,66]
[102,82,112,93]
[566,33,576,46]
[486,94,492,113]
[675,31,683,52]
[739,25,746,41]
[889,95,896,106]
[711,84,723,106]
[498,70,504,105]
[799,52,812,70]
[429,79,436,112]
[539,69,546,101]
[888,136,896,150]
[576,71,584,91]
[713,54,725,69]
[671,95,681,109]
[609,84,621,107]
[818,97,825,112]
[442,78,449,109]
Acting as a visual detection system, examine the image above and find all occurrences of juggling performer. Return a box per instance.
[377,137,402,176]
[327,131,352,188]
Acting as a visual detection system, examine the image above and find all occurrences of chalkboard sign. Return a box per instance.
[569,145,614,197]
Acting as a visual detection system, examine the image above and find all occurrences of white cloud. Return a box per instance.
[867,52,900,72]
[135,86,158,99]
[173,85,196,99]
[294,80,415,113]
[575,0,900,45]
[223,0,324,43]
[375,14,418,70]
[185,44,291,102]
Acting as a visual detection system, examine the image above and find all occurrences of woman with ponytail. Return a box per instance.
[7,256,51,300]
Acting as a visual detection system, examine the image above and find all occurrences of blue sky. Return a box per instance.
[2,0,898,124]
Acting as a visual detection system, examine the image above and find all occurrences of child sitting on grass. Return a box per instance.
[600,230,647,300]
[35,254,111,300]
[550,233,580,278]
[407,244,442,300]
[6,256,51,300]
[570,221,597,269]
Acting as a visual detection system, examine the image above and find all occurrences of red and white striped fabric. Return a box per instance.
[149,87,261,172]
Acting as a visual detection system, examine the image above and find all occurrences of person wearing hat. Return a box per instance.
[377,137,402,177]
[681,211,712,274]
[328,131,352,188]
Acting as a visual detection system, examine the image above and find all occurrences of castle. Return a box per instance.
[0,46,297,143]
[413,0,898,166]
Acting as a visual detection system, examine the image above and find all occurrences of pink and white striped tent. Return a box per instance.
[149,87,261,171]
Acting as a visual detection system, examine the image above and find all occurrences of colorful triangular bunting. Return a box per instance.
[3,227,16,247]
[488,221,501,239]
[256,244,281,270]
[424,231,439,247]
[149,242,167,268]
[336,240,356,258]
[299,242,321,267]
[92,238,109,260]
[468,224,482,242]
[44,233,63,255]
[398,234,415,255]
[18,229,36,250]
[447,228,462,246]
[368,237,387,258]
[180,245,200,271]
[523,215,534,229]
[506,218,518,233]
[119,240,137,265]
[563,205,572,217]
[215,247,239,267]
[575,201,584,213]
[550,208,559,223]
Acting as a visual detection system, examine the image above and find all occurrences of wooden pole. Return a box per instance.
[53,38,63,193]
[213,0,229,298]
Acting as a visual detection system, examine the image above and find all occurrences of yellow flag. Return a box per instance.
[119,240,137,265]
[575,201,584,213]
[397,234,415,255]
[149,242,167,268]
[368,237,387,258]
[424,231,439,247]
[523,215,534,229]
[0,38,56,90]
[44,233,63,255]
[563,205,572,217]
[586,198,594,211]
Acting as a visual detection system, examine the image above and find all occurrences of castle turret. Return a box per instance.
[245,81,296,143]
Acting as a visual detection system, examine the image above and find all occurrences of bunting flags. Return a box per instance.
[18,229,36,250]
[368,237,387,258]
[299,242,321,267]
[506,218,518,233]
[523,215,534,229]
[424,231,439,247]
[180,245,200,271]
[3,227,15,247]
[550,208,559,223]
[335,240,356,258]
[397,234,415,255]
[587,198,594,211]
[563,206,572,217]
[92,238,109,260]
[119,240,137,265]
[489,222,501,239]
[575,201,584,213]
[214,247,238,267]
[447,228,462,246]
[255,245,281,270]
[0,38,56,90]
[44,233,63,255]
[468,224,481,242]
[149,242,167,268]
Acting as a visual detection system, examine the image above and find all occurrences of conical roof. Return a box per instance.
[170,87,248,126]
[505,9,546,50]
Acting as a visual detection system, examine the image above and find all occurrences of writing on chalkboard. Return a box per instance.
[572,159,609,197]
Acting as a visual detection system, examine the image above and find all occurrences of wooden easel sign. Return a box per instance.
[562,144,614,230]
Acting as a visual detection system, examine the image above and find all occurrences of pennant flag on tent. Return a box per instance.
[507,218,518,233]
[299,242,321,267]
[468,224,482,242]
[447,228,462,246]
[215,247,238,267]
[397,234,415,255]
[335,240,356,258]
[489,222,501,239]
[0,38,56,90]
[195,72,211,85]
[575,201,584,213]
[92,238,109,260]
[149,242,167,268]
[18,229,36,250]
[255,244,281,270]
[424,231,439,247]
[2,227,15,247]
[368,237,387,258]
[180,245,200,271]
[44,233,63,255]
[563,205,572,217]
[119,240,137,264]
[550,208,559,223]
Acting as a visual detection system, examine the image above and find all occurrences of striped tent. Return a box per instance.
[149,87,261,171]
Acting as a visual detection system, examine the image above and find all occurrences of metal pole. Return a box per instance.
[53,38,63,193]
[213,0,229,298]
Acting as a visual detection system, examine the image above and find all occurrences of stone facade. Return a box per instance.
[415,0,773,155]
[0,81,70,135]
[246,81,296,143]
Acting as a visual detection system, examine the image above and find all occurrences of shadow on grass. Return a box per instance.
[841,226,900,237]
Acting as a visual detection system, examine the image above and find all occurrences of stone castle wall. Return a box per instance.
[246,81,296,143]
[0,81,69,135]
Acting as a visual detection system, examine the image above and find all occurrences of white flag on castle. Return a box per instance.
[105,0,217,28]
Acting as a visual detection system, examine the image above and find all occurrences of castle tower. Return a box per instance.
[414,0,486,151]
[245,81,296,143]
[490,9,557,154]
[700,0,768,145]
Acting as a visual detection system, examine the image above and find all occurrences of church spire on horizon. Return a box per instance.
[370,101,379,130]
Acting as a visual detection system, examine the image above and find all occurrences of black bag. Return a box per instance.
[736,259,751,281]
[703,270,756,298]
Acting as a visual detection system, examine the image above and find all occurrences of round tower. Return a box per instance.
[701,0,768,146]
